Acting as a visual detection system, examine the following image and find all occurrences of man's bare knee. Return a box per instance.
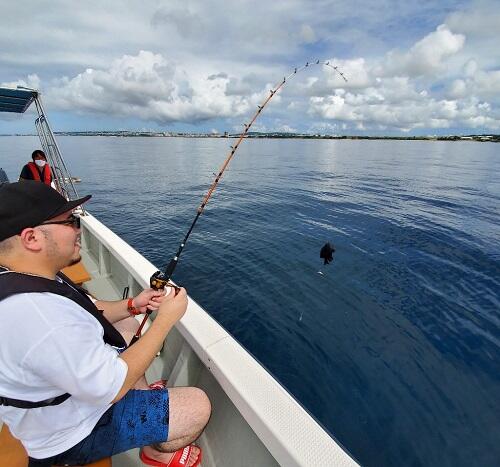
[114,316,140,334]
[114,316,140,345]
[167,387,211,442]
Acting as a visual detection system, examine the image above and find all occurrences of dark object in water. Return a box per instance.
[320,242,335,265]
[0,168,9,185]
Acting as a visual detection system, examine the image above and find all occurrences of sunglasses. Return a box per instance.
[39,214,81,229]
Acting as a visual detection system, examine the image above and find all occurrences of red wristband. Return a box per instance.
[127,297,141,315]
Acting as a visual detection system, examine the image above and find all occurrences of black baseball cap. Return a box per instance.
[0,181,91,241]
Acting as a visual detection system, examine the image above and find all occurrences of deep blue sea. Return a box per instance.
[1,136,499,466]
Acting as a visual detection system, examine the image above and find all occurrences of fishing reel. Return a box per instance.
[130,270,181,346]
[150,270,180,295]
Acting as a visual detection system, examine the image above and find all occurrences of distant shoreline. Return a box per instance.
[1,132,498,142]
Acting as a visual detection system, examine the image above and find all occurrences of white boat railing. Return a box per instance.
[32,92,80,201]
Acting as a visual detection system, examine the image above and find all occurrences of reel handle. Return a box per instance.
[150,270,180,294]
[129,271,180,346]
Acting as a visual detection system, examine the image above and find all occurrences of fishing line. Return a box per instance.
[131,60,347,344]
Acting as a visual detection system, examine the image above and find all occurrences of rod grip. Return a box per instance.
[165,258,177,279]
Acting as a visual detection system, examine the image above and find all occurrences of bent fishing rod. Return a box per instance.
[131,60,347,344]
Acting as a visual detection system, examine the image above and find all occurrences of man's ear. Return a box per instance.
[19,228,44,252]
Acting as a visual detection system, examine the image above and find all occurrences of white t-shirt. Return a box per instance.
[0,291,128,458]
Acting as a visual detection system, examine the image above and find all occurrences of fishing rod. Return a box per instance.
[130,60,347,344]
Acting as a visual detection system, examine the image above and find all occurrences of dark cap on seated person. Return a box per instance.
[0,181,91,242]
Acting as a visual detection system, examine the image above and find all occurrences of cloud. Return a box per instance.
[463,59,478,77]
[377,25,465,77]
[309,91,500,131]
[308,121,339,134]
[207,72,228,81]
[47,51,272,124]
[474,70,500,97]
[275,123,298,133]
[447,79,468,99]
[151,4,209,40]
[446,2,500,38]
[299,24,316,44]
[1,74,41,91]
[446,69,500,103]
[306,59,373,94]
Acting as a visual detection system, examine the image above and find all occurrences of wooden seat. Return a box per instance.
[61,260,91,285]
[0,424,111,467]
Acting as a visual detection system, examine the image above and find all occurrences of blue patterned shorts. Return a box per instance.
[30,388,169,466]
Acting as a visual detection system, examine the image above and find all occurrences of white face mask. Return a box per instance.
[34,159,46,167]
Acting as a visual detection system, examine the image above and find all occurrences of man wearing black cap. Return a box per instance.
[0,182,209,467]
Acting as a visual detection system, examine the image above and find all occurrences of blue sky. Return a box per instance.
[1,0,499,135]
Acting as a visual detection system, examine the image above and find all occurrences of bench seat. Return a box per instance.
[0,424,111,467]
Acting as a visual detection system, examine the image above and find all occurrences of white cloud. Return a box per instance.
[299,59,373,101]
[446,2,500,38]
[445,69,500,104]
[309,91,500,131]
[447,79,467,99]
[377,25,465,77]
[308,121,338,134]
[276,124,298,133]
[46,51,277,124]
[1,74,41,91]
[474,70,500,97]
[299,25,316,44]
[463,60,478,77]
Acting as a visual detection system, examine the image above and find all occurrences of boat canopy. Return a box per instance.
[0,87,37,114]
[0,84,80,201]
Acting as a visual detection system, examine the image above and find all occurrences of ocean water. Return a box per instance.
[1,136,499,466]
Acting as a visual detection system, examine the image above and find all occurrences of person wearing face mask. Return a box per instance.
[19,150,53,185]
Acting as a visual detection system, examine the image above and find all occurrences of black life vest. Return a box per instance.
[0,266,127,408]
